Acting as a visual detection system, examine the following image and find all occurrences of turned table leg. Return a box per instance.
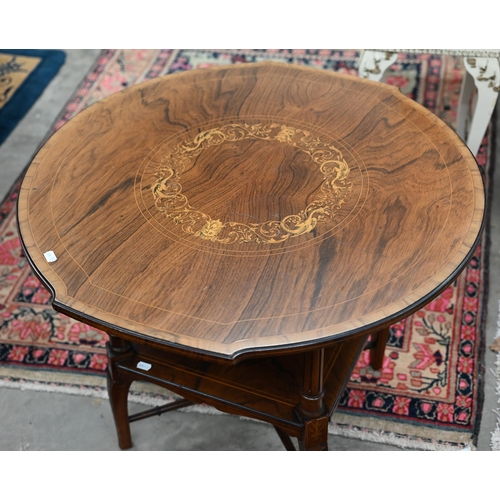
[106,335,133,450]
[297,349,329,451]
[369,326,390,371]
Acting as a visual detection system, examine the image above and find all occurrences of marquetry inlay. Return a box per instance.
[151,123,352,245]
[18,62,484,359]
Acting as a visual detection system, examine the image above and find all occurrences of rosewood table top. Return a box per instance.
[17,62,485,361]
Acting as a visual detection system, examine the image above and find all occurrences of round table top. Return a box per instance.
[18,62,485,359]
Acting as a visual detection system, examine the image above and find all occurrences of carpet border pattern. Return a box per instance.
[0,49,492,450]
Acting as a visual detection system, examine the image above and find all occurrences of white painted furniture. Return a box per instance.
[358,50,500,157]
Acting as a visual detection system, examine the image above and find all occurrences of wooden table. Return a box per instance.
[17,62,485,450]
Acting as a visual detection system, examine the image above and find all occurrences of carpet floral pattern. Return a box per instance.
[0,49,489,449]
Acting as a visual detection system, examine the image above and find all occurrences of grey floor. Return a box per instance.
[0,50,499,451]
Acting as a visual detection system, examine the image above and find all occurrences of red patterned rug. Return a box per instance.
[0,49,490,449]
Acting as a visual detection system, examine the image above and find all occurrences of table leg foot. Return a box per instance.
[107,371,133,450]
[298,416,329,451]
[106,335,134,449]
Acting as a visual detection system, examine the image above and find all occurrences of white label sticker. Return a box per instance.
[43,251,57,263]
[137,361,152,371]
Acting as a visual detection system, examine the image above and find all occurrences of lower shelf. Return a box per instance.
[111,333,367,437]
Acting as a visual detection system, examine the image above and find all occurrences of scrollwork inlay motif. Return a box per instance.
[152,123,352,244]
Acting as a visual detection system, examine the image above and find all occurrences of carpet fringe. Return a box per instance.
[491,299,500,451]
[0,376,473,450]
[0,378,108,398]
[327,423,473,451]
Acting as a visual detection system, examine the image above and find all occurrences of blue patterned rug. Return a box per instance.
[0,49,65,146]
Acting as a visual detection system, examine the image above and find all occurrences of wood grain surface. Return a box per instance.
[17,62,485,359]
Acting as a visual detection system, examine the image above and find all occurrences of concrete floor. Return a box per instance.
[0,50,499,451]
